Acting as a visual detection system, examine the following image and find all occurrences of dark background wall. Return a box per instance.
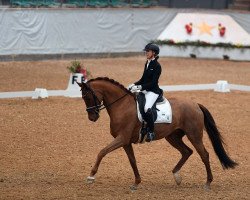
[0,0,10,5]
[0,0,231,8]
[158,0,230,9]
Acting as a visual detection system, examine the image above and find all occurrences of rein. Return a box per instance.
[86,93,128,112]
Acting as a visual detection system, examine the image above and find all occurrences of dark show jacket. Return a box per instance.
[134,59,162,95]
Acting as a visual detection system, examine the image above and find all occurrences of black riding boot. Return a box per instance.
[145,108,155,142]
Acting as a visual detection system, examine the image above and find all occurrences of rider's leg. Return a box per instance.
[145,108,155,141]
[144,92,159,141]
[144,91,159,113]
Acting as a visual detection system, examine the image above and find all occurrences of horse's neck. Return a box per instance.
[95,81,133,117]
[101,83,126,105]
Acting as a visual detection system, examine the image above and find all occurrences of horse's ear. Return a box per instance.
[77,82,83,88]
[77,82,89,90]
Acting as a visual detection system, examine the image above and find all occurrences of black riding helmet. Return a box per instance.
[143,43,160,55]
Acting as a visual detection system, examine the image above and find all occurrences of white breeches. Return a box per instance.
[144,91,159,113]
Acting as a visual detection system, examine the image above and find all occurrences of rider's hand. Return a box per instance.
[130,85,142,92]
[128,83,135,90]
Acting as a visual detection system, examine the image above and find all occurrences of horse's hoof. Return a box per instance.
[130,185,138,192]
[86,176,95,184]
[173,172,182,185]
[204,183,211,191]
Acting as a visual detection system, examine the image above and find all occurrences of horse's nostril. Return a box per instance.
[88,115,98,122]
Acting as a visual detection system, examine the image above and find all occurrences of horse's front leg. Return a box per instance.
[87,136,124,183]
[123,144,141,191]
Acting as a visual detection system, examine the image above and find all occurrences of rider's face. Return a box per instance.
[145,50,154,60]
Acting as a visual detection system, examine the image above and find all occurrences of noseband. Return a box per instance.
[82,86,103,115]
[82,84,128,115]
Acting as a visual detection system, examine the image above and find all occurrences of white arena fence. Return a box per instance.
[0,8,250,62]
[0,81,249,99]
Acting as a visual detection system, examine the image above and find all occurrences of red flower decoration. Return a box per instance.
[80,68,87,79]
[75,66,82,73]
[185,23,193,34]
[218,23,226,37]
[169,39,175,44]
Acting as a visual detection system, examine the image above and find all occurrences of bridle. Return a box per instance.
[81,84,129,115]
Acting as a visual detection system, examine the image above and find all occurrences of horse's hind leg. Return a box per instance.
[165,130,193,185]
[186,131,213,190]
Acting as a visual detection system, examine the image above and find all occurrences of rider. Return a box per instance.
[129,43,163,141]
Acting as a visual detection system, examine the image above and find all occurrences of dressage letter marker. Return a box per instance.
[72,75,77,84]
[66,73,87,97]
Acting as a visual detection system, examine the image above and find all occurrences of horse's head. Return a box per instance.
[77,82,103,122]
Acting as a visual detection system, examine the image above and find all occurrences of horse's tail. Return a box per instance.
[198,103,238,169]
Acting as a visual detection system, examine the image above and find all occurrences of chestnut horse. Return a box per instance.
[77,77,237,190]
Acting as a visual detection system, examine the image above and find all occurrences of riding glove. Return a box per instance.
[130,85,142,92]
[128,83,135,90]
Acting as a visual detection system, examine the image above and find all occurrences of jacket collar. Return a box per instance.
[146,59,156,68]
[147,57,155,63]
[145,58,156,66]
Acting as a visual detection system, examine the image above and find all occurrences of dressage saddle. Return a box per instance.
[136,91,164,122]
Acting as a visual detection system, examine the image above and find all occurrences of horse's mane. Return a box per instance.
[87,77,135,97]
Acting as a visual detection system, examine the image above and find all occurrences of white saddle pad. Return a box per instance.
[137,97,172,123]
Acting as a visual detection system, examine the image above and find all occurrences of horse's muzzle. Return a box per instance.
[88,113,99,122]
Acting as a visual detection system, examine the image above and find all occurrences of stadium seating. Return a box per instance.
[64,0,86,7]
[86,0,109,7]
[229,0,250,10]
[10,0,159,8]
[11,0,60,7]
[43,0,60,7]
[131,0,152,7]
[11,0,36,7]
[10,0,248,9]
[110,0,127,7]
